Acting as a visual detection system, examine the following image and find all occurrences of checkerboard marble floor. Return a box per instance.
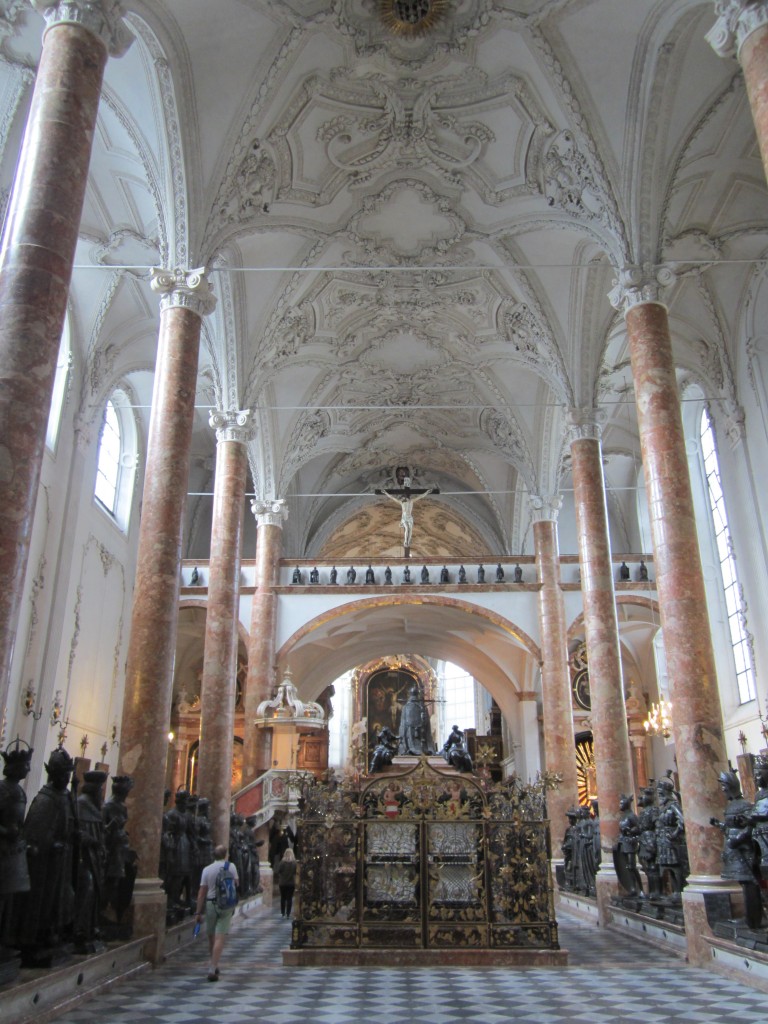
[50,906,768,1024]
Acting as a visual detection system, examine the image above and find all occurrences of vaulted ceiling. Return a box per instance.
[1,0,766,559]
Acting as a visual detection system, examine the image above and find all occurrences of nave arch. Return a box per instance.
[275,594,542,736]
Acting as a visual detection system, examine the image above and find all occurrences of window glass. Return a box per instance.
[701,410,755,704]
[95,399,121,514]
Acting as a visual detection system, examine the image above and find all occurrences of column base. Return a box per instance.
[130,876,168,965]
[595,864,621,927]
[682,876,741,967]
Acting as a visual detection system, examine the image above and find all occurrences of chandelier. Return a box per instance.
[643,698,673,739]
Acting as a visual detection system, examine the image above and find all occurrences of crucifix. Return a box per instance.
[375,466,439,557]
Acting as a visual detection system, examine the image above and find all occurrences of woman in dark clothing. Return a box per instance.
[276,847,297,918]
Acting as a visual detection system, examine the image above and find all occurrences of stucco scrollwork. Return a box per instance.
[214,139,276,227]
[541,130,606,222]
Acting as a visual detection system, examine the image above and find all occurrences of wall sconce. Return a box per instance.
[643,698,673,739]
[50,690,63,726]
[22,681,42,720]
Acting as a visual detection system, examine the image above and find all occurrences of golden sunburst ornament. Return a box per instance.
[379,0,449,37]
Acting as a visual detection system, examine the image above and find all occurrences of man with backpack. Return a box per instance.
[194,843,239,981]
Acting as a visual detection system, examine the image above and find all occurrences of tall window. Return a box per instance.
[95,399,122,514]
[700,410,756,704]
[441,662,477,733]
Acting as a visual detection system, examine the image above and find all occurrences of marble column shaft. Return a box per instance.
[197,415,250,848]
[626,300,727,879]
[119,300,205,888]
[243,511,284,785]
[0,22,109,716]
[533,516,580,835]
[570,431,634,853]
[742,24,768,182]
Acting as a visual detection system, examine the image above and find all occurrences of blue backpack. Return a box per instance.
[214,860,238,910]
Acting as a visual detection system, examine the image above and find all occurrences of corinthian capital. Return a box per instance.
[150,267,217,318]
[209,408,253,445]
[608,264,676,316]
[566,407,606,443]
[529,493,563,523]
[706,1,768,59]
[251,498,289,528]
[31,1,134,56]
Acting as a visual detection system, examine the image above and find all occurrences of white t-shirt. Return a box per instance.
[200,858,239,898]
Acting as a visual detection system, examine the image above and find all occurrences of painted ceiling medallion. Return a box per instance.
[379,0,449,36]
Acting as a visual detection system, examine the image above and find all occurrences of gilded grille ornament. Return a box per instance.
[292,759,561,950]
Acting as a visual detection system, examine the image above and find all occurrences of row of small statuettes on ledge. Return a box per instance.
[291,564,522,585]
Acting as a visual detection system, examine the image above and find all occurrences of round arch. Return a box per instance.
[275,594,541,731]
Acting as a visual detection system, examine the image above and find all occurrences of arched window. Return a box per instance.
[700,409,756,704]
[94,390,137,531]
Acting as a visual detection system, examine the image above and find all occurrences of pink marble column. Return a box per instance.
[611,269,730,963]
[569,411,635,916]
[118,268,215,959]
[532,497,580,844]
[0,1,132,718]
[708,2,768,183]
[197,411,252,848]
[242,500,288,786]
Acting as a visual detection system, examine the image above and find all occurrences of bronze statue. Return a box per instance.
[397,685,435,756]
[636,785,661,897]
[440,566,449,583]
[477,564,485,583]
[384,566,392,584]
[102,774,137,931]
[74,770,108,951]
[421,565,429,584]
[711,769,762,929]
[495,564,504,582]
[514,564,523,583]
[16,748,77,962]
[751,755,768,880]
[291,567,302,584]
[164,789,194,910]
[347,566,356,584]
[441,725,473,773]
[561,807,580,889]
[619,561,630,580]
[458,565,467,584]
[369,727,399,774]
[310,567,320,584]
[613,793,642,897]
[365,565,375,584]
[402,565,411,584]
[655,776,688,895]
[329,566,338,584]
[0,740,32,953]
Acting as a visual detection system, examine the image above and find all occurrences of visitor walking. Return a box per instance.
[194,844,239,981]
[276,847,297,919]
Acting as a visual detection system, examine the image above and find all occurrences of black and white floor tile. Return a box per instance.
[49,906,768,1024]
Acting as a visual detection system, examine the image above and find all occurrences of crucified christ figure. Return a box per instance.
[375,467,439,555]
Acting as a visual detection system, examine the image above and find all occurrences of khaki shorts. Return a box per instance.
[205,902,235,935]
